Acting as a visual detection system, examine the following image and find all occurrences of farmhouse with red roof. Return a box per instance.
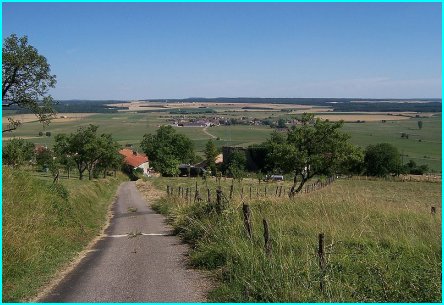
[119,148,150,175]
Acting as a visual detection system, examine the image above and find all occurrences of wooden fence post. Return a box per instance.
[207,188,211,203]
[249,186,252,199]
[242,203,252,239]
[216,187,223,213]
[230,183,234,200]
[263,219,271,256]
[431,206,436,214]
[279,186,282,197]
[194,182,202,203]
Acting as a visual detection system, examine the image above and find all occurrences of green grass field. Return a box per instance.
[3,111,441,171]
[138,176,442,302]
[342,115,441,171]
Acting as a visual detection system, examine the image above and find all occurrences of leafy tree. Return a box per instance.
[140,125,195,176]
[364,143,401,177]
[54,125,97,180]
[264,113,354,196]
[277,118,286,128]
[338,145,365,175]
[225,150,247,179]
[155,155,180,177]
[2,34,56,132]
[45,131,51,137]
[404,159,429,175]
[35,147,53,170]
[418,120,423,130]
[38,131,43,136]
[2,138,34,168]
[54,134,74,178]
[35,147,60,180]
[204,139,218,175]
[54,125,120,180]
[95,135,123,178]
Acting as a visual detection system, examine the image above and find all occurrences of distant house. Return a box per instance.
[119,148,150,175]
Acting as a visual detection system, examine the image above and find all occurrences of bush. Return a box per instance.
[364,143,401,177]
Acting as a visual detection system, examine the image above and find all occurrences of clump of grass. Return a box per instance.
[142,176,442,302]
[2,167,127,302]
[127,207,138,213]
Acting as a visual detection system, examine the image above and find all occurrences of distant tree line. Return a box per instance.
[144,97,441,112]
[8,100,126,114]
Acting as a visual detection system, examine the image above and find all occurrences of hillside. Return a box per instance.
[138,176,442,302]
[2,168,127,302]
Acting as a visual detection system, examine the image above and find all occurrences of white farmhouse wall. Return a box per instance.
[136,162,150,174]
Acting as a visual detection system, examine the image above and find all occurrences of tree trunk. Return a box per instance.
[77,164,84,180]
[88,163,95,180]
[289,173,308,197]
[67,167,70,179]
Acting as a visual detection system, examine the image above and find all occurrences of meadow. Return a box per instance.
[2,110,441,171]
[137,176,442,302]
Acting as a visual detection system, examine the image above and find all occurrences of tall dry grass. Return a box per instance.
[141,176,441,302]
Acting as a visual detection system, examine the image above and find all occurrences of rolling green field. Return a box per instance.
[3,111,441,171]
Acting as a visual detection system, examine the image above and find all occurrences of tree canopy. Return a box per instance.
[204,139,218,174]
[140,125,195,176]
[3,138,35,168]
[364,143,401,177]
[263,113,355,195]
[418,120,423,130]
[54,125,122,180]
[2,34,57,132]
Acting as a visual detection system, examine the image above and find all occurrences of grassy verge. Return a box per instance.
[2,167,127,302]
[141,176,441,302]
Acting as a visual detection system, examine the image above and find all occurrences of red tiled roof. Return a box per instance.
[119,148,149,167]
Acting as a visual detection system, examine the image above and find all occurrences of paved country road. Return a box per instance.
[39,181,208,302]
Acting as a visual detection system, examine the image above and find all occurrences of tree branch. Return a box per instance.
[2,66,19,99]
[2,126,18,133]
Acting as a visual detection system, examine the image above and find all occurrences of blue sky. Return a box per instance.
[2,2,442,100]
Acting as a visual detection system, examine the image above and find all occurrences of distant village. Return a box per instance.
[167,115,301,128]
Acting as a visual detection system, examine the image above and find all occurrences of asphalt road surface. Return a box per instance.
[40,181,207,302]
